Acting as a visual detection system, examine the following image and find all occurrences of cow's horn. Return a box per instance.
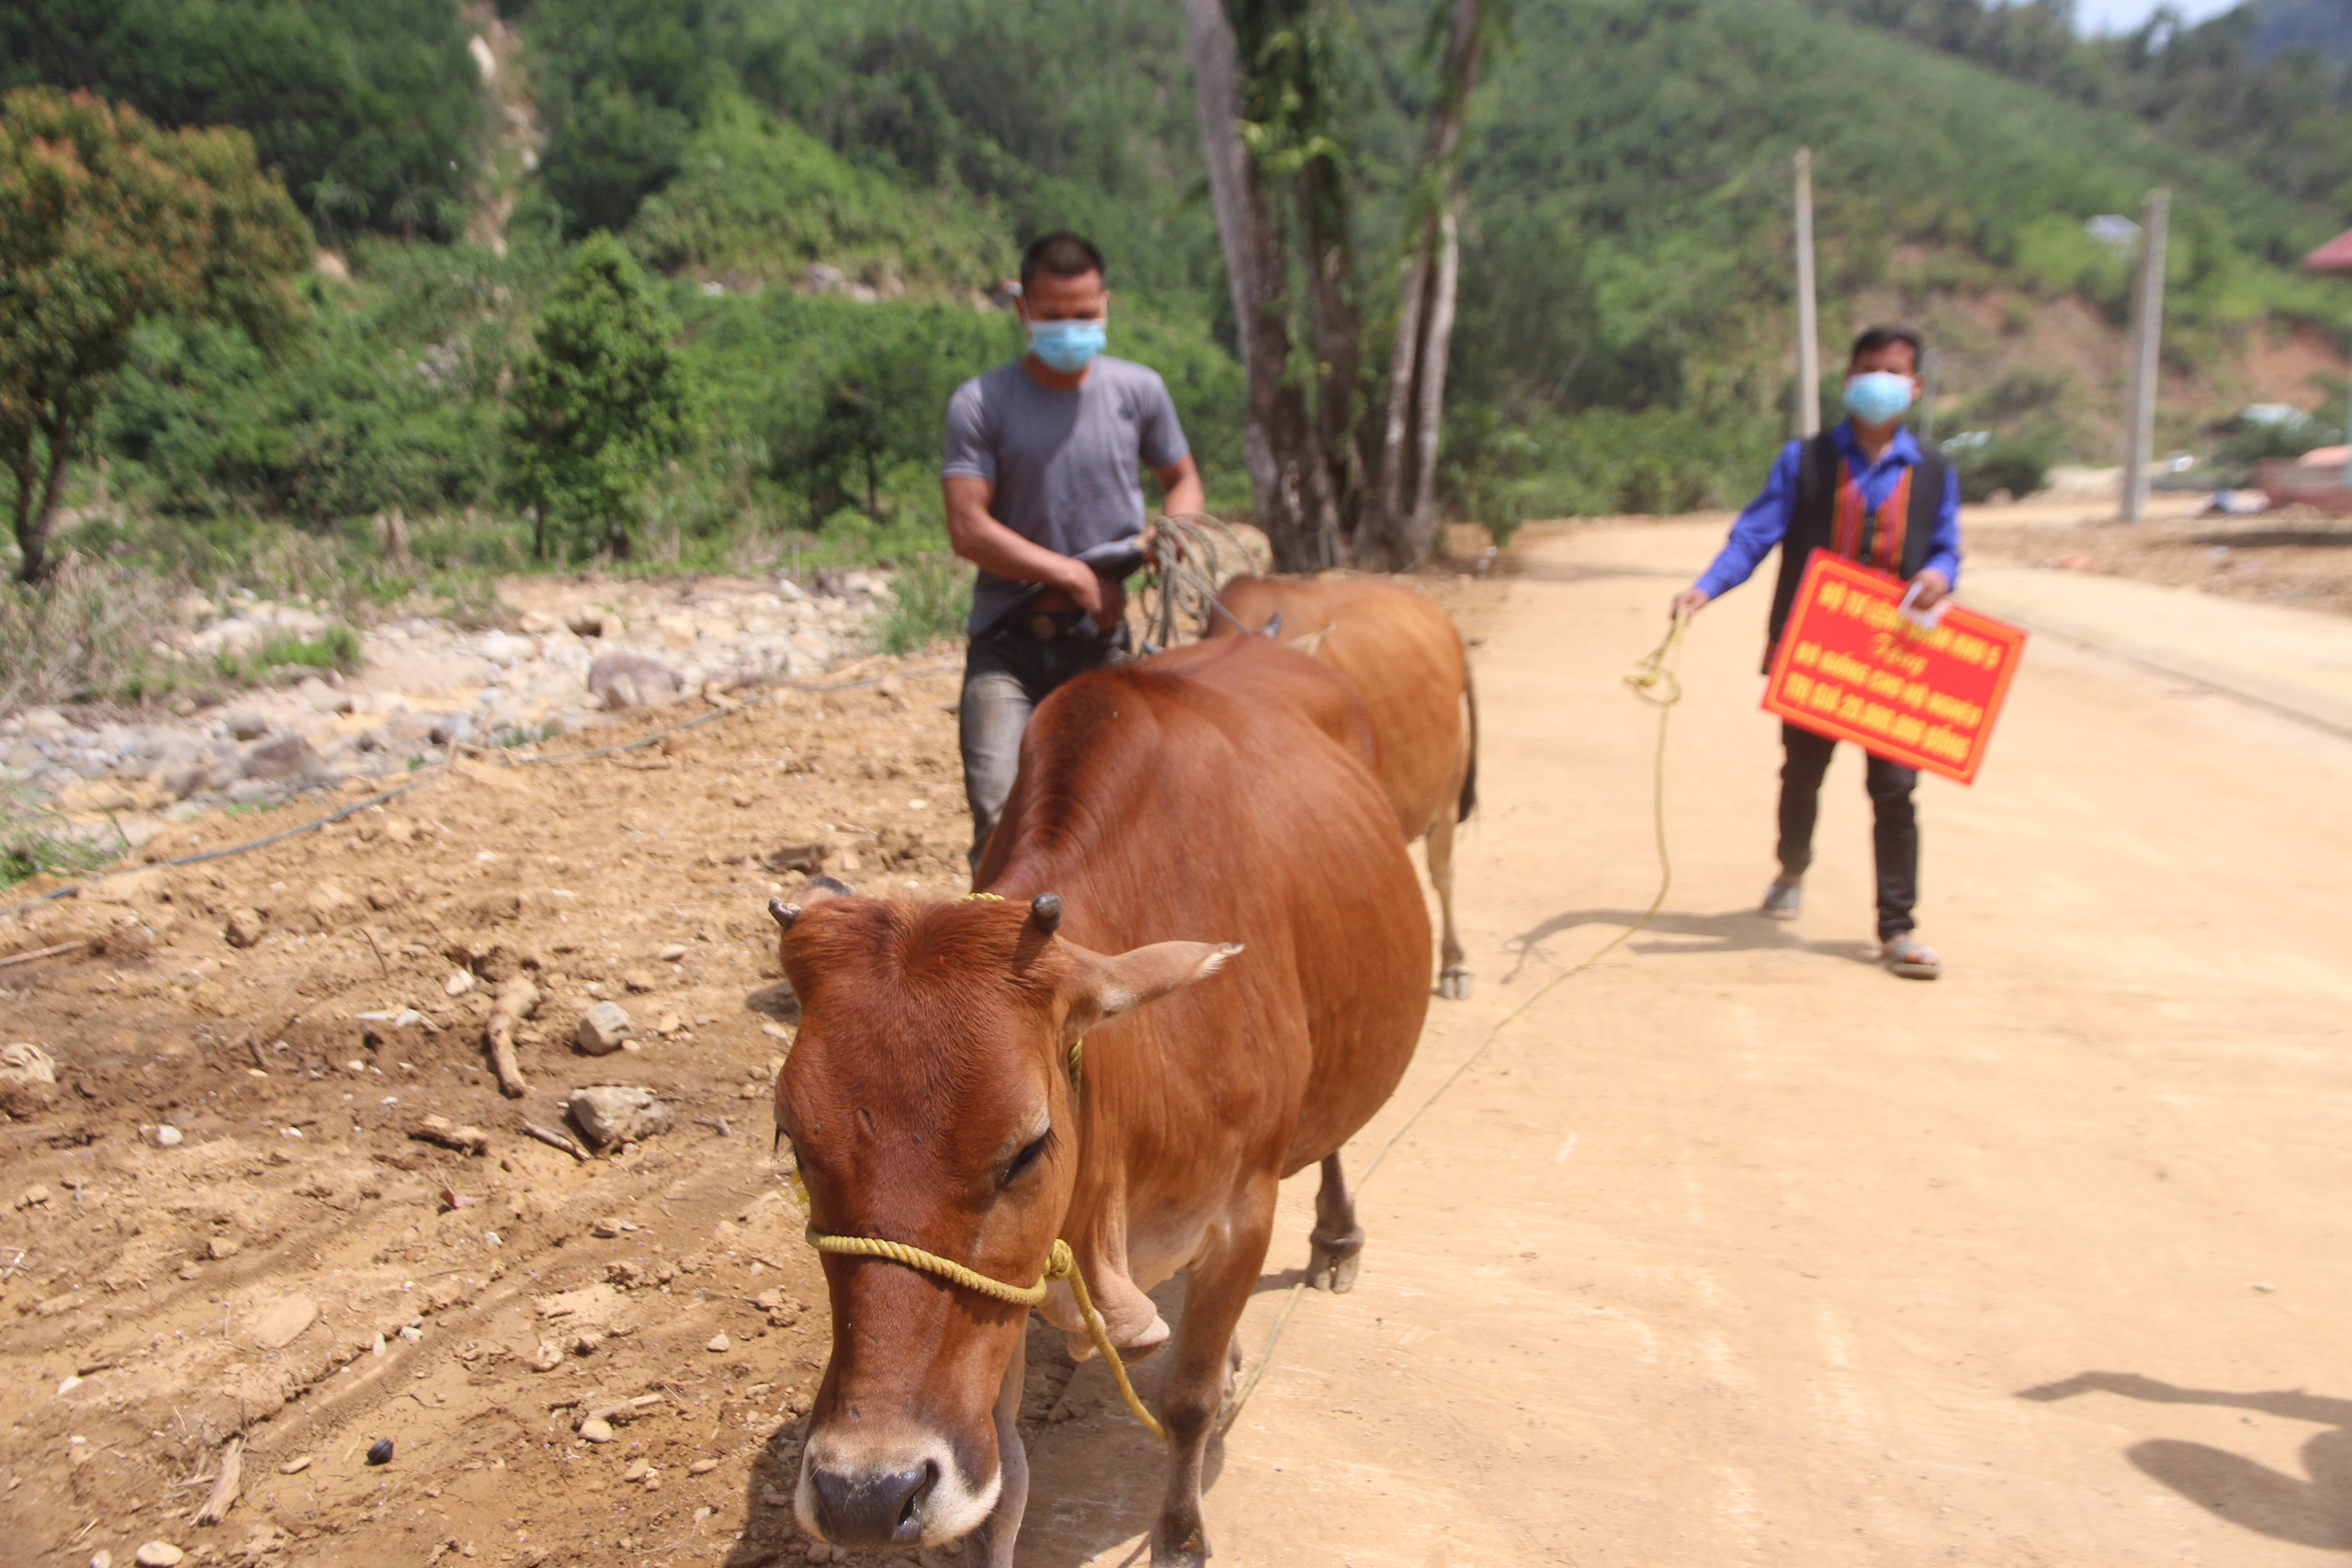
[769,898,801,931]
[1261,611,1283,638]
[1030,892,1064,932]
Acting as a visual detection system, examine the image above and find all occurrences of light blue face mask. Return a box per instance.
[1843,370,1916,426]
[1028,318,1107,374]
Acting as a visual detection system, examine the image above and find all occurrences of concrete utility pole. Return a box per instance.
[1794,148,1821,438]
[2120,186,2170,522]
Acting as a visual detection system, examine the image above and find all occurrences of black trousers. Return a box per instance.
[1776,723,1918,941]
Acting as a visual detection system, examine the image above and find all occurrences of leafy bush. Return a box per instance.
[1954,434,2056,502]
[507,234,696,559]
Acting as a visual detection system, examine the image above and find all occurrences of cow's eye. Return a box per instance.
[1003,1131,1051,1186]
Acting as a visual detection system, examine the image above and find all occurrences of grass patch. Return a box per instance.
[219,623,364,680]
[0,784,114,890]
[872,555,973,656]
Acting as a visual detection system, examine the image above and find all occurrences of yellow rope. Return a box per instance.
[806,1226,1054,1304]
[801,1228,1168,1440]
[1215,608,1690,1434]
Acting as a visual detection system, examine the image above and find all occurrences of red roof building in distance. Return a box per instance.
[2303,226,2352,274]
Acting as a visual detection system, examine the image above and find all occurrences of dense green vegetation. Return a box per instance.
[1807,0,2352,212]
[6,0,2351,604]
[0,0,481,238]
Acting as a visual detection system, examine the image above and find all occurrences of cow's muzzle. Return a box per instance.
[808,1456,940,1548]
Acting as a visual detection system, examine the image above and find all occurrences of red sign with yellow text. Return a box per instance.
[1763,553,2026,784]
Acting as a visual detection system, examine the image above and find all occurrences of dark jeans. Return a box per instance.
[960,617,1127,866]
[1776,722,1918,941]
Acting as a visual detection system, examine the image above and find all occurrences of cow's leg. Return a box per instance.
[960,1325,1029,1568]
[1306,1151,1365,1293]
[1152,1186,1276,1568]
[1428,805,1470,1000]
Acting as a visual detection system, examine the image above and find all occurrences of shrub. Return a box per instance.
[0,558,197,712]
[872,555,973,655]
[1954,434,2055,502]
[507,234,696,560]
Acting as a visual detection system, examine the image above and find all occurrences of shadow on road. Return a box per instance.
[1504,906,1879,982]
[2019,1371,2352,1551]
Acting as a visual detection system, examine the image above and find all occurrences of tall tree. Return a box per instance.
[1183,0,1339,570]
[0,87,308,583]
[1362,0,1505,570]
[506,233,695,560]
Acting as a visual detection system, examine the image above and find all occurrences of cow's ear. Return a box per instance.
[1062,940,1243,1041]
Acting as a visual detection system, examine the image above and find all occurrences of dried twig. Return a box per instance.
[0,940,86,970]
[194,1433,243,1526]
[584,1393,666,1426]
[519,1122,586,1161]
[410,1115,491,1156]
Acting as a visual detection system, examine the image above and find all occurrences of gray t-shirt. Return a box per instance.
[941,355,1190,633]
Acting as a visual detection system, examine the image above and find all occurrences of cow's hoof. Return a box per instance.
[1307,1239,1362,1293]
[1151,1523,1210,1568]
[1437,966,1472,1000]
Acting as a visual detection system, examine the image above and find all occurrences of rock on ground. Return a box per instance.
[575,1001,634,1055]
[568,1086,670,1149]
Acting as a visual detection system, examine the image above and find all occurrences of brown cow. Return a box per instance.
[1212,574,1478,998]
[771,634,1430,1566]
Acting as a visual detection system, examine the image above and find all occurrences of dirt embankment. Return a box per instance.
[1968,504,2352,619]
[0,653,982,1568]
[0,559,1504,1568]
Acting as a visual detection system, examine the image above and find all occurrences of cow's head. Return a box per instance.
[768,885,1237,1550]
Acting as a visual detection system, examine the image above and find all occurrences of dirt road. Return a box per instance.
[1015,518,2352,1566]
[6,519,2349,1567]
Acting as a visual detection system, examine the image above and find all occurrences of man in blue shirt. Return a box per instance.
[1670,325,1961,980]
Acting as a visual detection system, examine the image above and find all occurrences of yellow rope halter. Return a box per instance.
[801,1226,1165,1441]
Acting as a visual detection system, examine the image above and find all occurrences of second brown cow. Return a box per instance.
[1213,573,1479,998]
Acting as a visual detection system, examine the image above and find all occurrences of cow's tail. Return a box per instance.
[1457,656,1480,823]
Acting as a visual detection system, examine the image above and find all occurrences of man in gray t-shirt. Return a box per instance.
[942,231,1204,866]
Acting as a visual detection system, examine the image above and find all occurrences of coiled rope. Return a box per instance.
[1133,513,1261,651]
[1216,607,1690,1432]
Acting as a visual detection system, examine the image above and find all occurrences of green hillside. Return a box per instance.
[15,0,2352,591]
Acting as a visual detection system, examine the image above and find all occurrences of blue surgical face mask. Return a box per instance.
[1027,318,1106,374]
[1843,370,1916,426]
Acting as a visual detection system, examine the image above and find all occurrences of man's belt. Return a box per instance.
[1012,609,1091,643]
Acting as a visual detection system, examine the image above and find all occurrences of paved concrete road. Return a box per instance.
[1017,518,2352,1568]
